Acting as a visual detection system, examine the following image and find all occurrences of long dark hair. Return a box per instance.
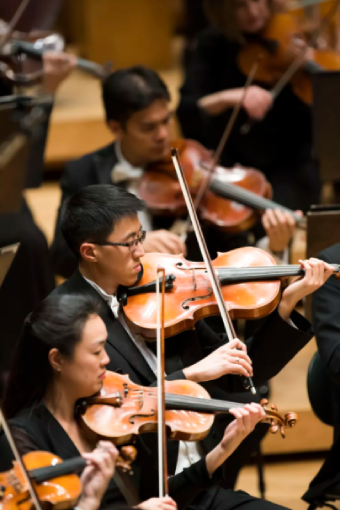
[2,294,104,419]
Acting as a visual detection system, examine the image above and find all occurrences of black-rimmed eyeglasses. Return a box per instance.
[89,230,146,252]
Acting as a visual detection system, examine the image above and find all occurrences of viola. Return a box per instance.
[118,249,340,339]
[237,12,340,105]
[0,447,138,510]
[76,372,298,445]
[139,139,306,232]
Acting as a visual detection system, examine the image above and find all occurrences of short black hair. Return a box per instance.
[60,184,145,258]
[102,66,170,125]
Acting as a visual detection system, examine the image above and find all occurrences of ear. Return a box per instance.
[80,242,98,263]
[48,348,64,373]
[107,120,124,140]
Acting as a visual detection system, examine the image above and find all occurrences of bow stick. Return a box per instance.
[171,149,256,395]
[156,266,169,497]
[0,0,30,52]
[0,407,44,510]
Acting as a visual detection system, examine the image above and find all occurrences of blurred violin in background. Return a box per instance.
[140,139,306,232]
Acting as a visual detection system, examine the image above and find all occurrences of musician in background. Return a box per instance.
[177,0,320,213]
[51,66,298,280]
[0,50,75,390]
[303,241,340,504]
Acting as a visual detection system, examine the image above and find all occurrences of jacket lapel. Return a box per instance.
[92,142,117,184]
[65,271,156,384]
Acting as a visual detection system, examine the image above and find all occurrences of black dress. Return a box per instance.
[0,403,291,510]
[177,27,320,213]
[0,84,55,381]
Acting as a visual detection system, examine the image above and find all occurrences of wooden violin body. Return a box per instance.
[0,451,83,510]
[139,139,272,233]
[77,372,298,446]
[120,248,282,339]
[238,13,340,104]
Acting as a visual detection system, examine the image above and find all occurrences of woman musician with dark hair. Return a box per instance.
[0,292,290,510]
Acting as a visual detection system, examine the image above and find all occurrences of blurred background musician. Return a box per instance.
[177,0,320,213]
[302,241,340,504]
[0,4,76,387]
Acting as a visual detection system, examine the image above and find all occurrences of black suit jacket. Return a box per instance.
[303,243,340,503]
[51,269,313,500]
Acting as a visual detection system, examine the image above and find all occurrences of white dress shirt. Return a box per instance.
[82,276,205,474]
[112,141,153,232]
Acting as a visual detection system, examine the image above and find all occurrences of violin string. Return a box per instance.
[209,177,301,219]
[123,389,261,410]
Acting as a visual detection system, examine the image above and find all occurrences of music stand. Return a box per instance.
[312,70,340,182]
[0,95,50,214]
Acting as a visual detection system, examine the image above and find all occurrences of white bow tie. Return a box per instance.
[111,162,143,184]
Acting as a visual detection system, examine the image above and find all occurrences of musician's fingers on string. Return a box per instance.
[265,209,278,229]
[83,442,118,474]
[308,258,334,286]
[244,403,265,428]
[324,261,335,279]
[276,209,295,234]
[307,258,325,286]
[229,407,250,435]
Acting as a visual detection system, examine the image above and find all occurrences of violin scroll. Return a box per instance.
[260,398,298,438]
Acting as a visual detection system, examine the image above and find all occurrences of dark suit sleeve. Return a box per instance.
[177,30,226,144]
[50,161,79,278]
[168,458,222,510]
[196,308,313,391]
[312,247,340,385]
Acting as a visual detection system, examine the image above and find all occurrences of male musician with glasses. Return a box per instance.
[50,183,332,504]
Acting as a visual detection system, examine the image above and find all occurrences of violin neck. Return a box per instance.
[30,456,86,484]
[12,40,105,79]
[165,393,246,414]
[209,177,306,228]
[217,264,340,285]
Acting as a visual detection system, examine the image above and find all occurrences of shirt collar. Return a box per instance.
[82,275,119,317]
[112,141,144,183]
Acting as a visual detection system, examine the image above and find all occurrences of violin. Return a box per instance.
[139,139,306,232]
[0,26,108,85]
[118,248,340,339]
[76,371,298,445]
[238,12,340,105]
[0,447,137,510]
